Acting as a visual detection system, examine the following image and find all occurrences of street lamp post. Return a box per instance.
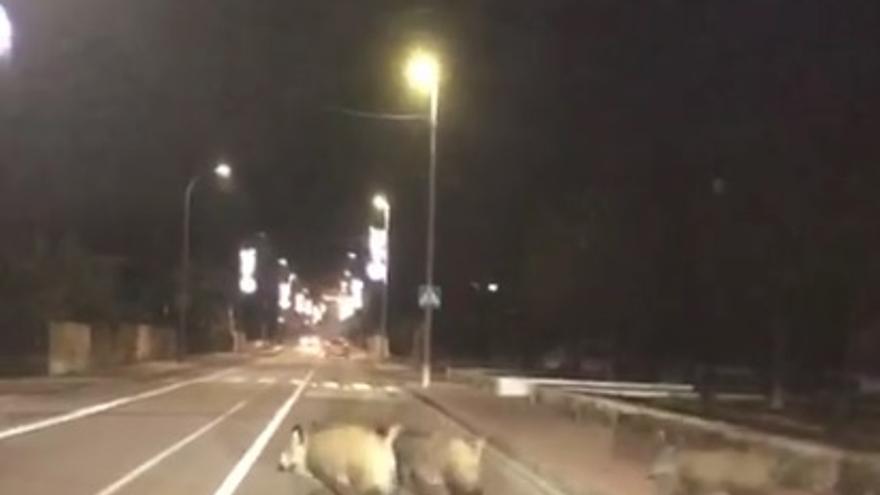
[179,162,232,359]
[372,194,391,358]
[406,50,440,388]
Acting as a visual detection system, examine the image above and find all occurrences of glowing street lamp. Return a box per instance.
[405,49,441,387]
[405,50,439,95]
[179,161,233,359]
[372,193,390,212]
[214,162,232,179]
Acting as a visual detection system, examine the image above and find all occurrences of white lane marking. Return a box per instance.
[212,369,315,495]
[93,400,248,495]
[0,368,235,441]
[257,377,276,385]
[383,385,400,394]
[321,381,339,389]
[289,378,301,386]
[350,382,371,391]
[227,376,246,384]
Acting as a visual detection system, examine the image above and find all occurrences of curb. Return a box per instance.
[410,388,585,495]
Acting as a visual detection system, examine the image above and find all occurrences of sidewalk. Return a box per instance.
[414,382,656,495]
[0,350,261,432]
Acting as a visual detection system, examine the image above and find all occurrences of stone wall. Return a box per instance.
[48,321,91,375]
[48,321,176,374]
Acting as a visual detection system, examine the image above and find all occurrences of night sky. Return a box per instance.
[1,1,878,334]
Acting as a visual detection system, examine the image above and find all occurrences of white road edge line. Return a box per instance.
[0,368,236,441]
[212,368,315,495]
[93,399,248,495]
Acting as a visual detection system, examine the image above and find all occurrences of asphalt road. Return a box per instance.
[0,350,555,495]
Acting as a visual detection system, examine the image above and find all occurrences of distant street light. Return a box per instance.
[372,193,391,358]
[238,247,258,295]
[372,193,390,212]
[405,49,440,388]
[179,162,233,359]
[215,162,232,179]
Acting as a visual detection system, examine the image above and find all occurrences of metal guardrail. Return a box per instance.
[492,375,695,398]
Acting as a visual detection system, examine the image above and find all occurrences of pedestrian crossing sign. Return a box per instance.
[418,285,442,309]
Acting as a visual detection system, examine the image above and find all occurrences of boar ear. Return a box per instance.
[382,424,403,445]
[473,437,487,457]
[291,424,306,446]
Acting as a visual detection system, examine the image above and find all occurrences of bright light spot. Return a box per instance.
[240,278,256,294]
[310,302,326,325]
[337,297,357,322]
[278,257,288,267]
[0,6,12,58]
[487,282,500,293]
[278,275,293,310]
[277,316,285,324]
[343,269,352,278]
[351,277,364,310]
[347,251,357,260]
[295,292,308,314]
[367,226,388,282]
[372,194,390,212]
[405,49,439,93]
[214,163,232,179]
[238,247,257,294]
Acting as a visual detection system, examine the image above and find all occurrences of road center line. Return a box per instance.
[93,399,248,495]
[0,367,235,441]
[212,368,315,495]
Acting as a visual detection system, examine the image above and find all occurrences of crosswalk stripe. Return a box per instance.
[212,375,402,393]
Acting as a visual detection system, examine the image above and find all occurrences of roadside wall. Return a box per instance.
[533,387,880,494]
[48,321,176,374]
[48,321,91,375]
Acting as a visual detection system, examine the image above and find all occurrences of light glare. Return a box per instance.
[0,6,11,58]
[367,226,388,282]
[238,247,257,294]
[372,194,390,212]
[405,50,439,93]
[214,163,232,179]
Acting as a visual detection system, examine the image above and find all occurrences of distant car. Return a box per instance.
[323,336,351,358]
[296,335,325,358]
